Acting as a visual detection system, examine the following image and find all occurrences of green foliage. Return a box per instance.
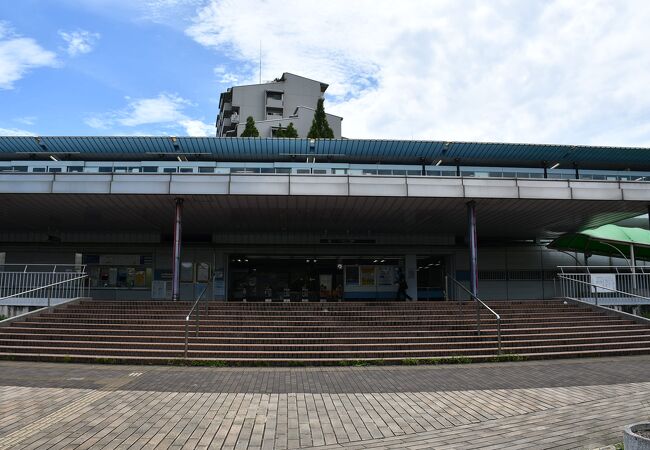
[275,122,299,138]
[400,356,472,366]
[240,116,259,137]
[489,353,526,363]
[0,314,7,321]
[61,356,73,363]
[420,358,443,365]
[307,98,334,139]
[401,358,420,365]
[94,357,118,364]
[166,359,186,366]
[187,360,227,367]
[338,359,385,367]
[286,360,306,367]
[338,360,367,366]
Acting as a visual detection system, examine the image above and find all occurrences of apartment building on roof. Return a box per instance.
[216,72,342,138]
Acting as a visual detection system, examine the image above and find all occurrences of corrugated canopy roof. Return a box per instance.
[1,136,649,168]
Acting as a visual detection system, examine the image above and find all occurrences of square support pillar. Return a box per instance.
[405,254,418,301]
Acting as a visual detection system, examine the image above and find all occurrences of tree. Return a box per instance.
[274,122,299,138]
[240,116,259,137]
[282,122,299,138]
[307,98,334,139]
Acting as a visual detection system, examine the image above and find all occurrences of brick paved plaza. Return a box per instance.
[1,356,649,449]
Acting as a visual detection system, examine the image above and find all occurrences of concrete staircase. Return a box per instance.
[1,300,650,365]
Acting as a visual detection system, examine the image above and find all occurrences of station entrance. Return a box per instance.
[227,255,446,302]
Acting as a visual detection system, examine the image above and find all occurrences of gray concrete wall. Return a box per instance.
[231,74,323,124]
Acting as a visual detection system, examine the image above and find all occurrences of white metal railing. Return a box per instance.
[0,274,89,307]
[0,264,87,301]
[445,275,502,354]
[557,266,650,305]
[184,273,218,358]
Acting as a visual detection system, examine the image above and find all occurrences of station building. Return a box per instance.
[1,136,649,308]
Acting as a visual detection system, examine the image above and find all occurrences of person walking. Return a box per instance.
[397,274,413,301]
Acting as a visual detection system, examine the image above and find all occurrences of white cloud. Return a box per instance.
[139,0,205,24]
[186,0,650,146]
[14,116,36,126]
[118,93,190,126]
[59,30,100,57]
[85,93,214,136]
[213,65,241,84]
[0,127,36,136]
[0,22,58,89]
[179,119,214,136]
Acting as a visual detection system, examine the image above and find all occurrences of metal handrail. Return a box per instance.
[184,275,217,358]
[445,275,501,354]
[558,265,650,274]
[0,274,89,307]
[557,273,650,305]
[0,264,87,272]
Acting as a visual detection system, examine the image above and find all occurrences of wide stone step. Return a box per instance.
[3,327,650,344]
[3,340,650,359]
[3,334,650,352]
[19,315,625,326]
[4,346,650,365]
[3,323,647,340]
[40,310,607,321]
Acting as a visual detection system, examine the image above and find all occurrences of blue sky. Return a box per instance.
[1,0,650,145]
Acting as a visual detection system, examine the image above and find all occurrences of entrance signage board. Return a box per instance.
[590,273,616,293]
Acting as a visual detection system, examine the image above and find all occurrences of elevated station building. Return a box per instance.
[1,136,649,308]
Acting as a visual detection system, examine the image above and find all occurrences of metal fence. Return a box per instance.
[557,265,650,306]
[0,264,87,301]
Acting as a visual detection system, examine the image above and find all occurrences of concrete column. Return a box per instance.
[171,198,183,301]
[467,201,478,298]
[405,254,418,301]
[631,244,637,289]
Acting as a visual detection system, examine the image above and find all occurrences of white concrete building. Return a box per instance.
[216,73,342,138]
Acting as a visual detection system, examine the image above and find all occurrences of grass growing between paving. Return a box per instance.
[402,353,525,366]
[0,353,528,367]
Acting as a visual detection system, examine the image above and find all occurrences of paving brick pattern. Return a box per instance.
[1,357,649,449]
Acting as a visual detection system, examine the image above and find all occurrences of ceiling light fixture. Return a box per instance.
[550,162,560,170]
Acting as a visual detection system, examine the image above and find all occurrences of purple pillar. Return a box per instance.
[172,198,183,301]
[467,200,478,298]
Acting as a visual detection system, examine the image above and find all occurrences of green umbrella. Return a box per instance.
[548,224,650,262]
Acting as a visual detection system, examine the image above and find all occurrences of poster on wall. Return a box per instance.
[360,266,376,286]
[319,274,332,291]
[377,266,396,285]
[180,262,194,282]
[196,262,210,282]
[345,266,359,286]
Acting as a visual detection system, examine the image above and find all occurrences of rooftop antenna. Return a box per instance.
[259,40,262,84]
